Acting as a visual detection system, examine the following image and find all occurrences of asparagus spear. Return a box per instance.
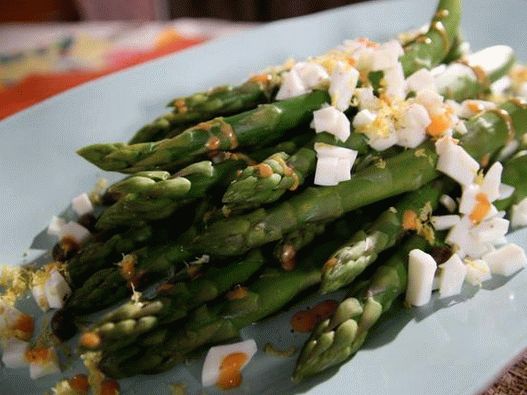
[66,244,193,313]
[222,133,369,209]
[186,98,527,257]
[128,72,284,144]
[84,250,266,352]
[98,236,348,378]
[293,235,429,382]
[401,0,461,75]
[320,179,451,293]
[95,160,244,230]
[67,225,154,287]
[78,91,329,173]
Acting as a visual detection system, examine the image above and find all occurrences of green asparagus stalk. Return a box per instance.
[98,236,349,378]
[66,244,193,313]
[84,250,266,352]
[186,98,527,257]
[222,133,369,209]
[293,235,429,382]
[67,225,154,287]
[129,72,283,144]
[320,179,451,293]
[78,91,329,173]
[95,159,244,230]
[401,0,461,75]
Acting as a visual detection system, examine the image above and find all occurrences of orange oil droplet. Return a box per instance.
[216,352,248,390]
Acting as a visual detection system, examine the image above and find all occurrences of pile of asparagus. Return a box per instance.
[49,0,527,383]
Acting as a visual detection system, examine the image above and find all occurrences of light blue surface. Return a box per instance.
[0,0,526,393]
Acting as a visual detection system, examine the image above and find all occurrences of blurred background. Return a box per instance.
[0,0,367,119]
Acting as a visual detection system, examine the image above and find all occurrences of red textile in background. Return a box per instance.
[0,37,204,120]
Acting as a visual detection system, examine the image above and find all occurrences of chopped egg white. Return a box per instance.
[440,194,457,213]
[446,216,492,259]
[383,63,406,100]
[314,156,340,186]
[371,40,403,71]
[296,62,330,88]
[44,270,71,309]
[329,61,359,111]
[365,129,398,152]
[454,120,468,135]
[498,183,515,200]
[312,105,351,142]
[354,87,379,111]
[464,259,492,286]
[59,222,91,245]
[431,215,461,231]
[29,347,60,380]
[511,198,527,229]
[438,254,468,299]
[470,217,509,244]
[483,243,527,276]
[71,193,94,216]
[415,89,444,115]
[396,103,431,148]
[434,63,475,95]
[201,339,257,388]
[406,68,437,93]
[314,144,357,186]
[405,249,437,306]
[1,338,29,368]
[0,302,26,335]
[459,100,496,119]
[436,138,480,186]
[458,184,480,214]
[480,162,503,202]
[31,284,49,312]
[275,68,308,100]
[47,216,66,237]
[352,109,377,127]
[466,45,515,78]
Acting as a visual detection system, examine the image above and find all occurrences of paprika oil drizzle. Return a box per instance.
[216,352,248,390]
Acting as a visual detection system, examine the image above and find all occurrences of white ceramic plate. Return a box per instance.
[1,0,526,393]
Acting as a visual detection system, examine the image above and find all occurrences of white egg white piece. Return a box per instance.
[314,156,340,186]
[365,129,398,151]
[334,158,353,183]
[31,284,49,312]
[438,254,468,299]
[470,217,509,244]
[0,302,24,333]
[435,63,474,95]
[497,139,519,162]
[352,109,377,128]
[202,339,257,388]
[454,120,468,135]
[459,100,496,119]
[44,270,72,309]
[466,45,515,77]
[499,183,515,200]
[312,105,350,142]
[396,103,431,148]
[519,83,527,98]
[47,216,66,237]
[406,68,437,93]
[314,143,358,160]
[29,347,60,380]
[296,62,329,88]
[59,222,91,245]
[329,61,359,111]
[406,249,437,306]
[440,194,457,213]
[483,243,527,276]
[383,63,407,100]
[354,87,379,111]
[431,215,460,231]
[415,89,444,115]
[464,259,492,286]
[490,76,512,97]
[446,216,492,259]
[480,162,503,202]
[511,198,527,229]
[71,193,94,216]
[458,184,480,214]
[1,338,29,369]
[371,40,404,71]
[275,68,308,100]
[436,139,479,187]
